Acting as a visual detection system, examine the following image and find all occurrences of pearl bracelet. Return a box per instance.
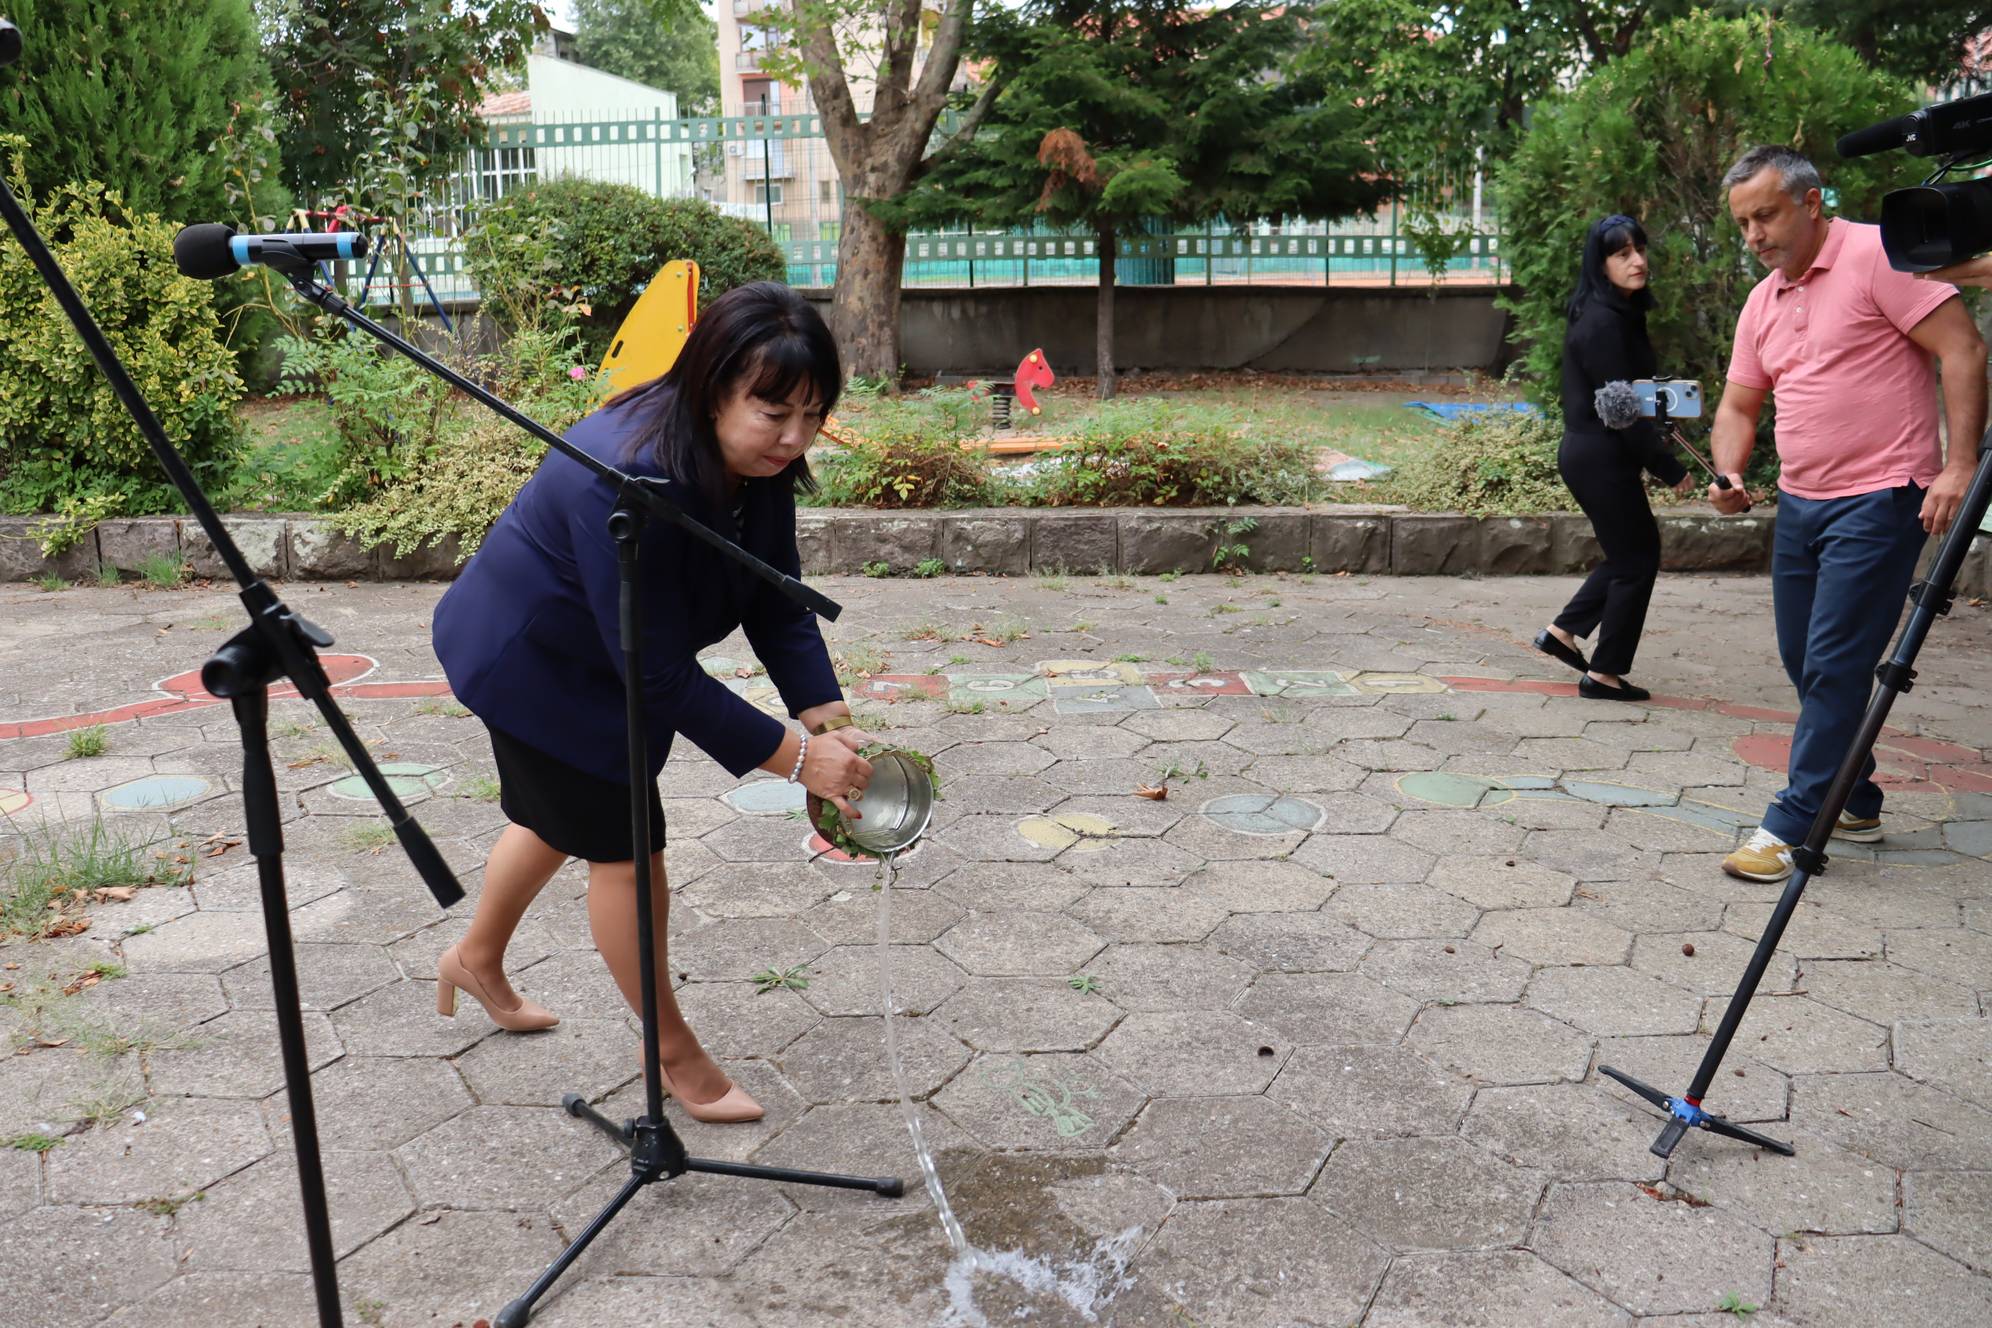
[787,732,809,784]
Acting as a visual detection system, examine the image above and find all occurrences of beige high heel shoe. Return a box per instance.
[638,1051,765,1123]
[436,944,559,1032]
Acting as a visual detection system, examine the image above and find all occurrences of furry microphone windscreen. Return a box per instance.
[1594,380,1643,430]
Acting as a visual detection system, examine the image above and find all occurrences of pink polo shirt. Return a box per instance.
[1726,218,1958,499]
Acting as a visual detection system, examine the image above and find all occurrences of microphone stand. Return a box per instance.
[1601,432,1992,1158]
[257,266,903,1326]
[0,43,461,1328]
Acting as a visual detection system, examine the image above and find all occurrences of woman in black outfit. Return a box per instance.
[1534,214,1693,702]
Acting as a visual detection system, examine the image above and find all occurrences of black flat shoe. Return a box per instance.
[1578,676,1651,702]
[1533,629,1589,674]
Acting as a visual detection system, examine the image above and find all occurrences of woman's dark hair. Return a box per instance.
[607,281,841,510]
[1566,213,1653,321]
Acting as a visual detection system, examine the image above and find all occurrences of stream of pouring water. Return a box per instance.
[873,852,1139,1326]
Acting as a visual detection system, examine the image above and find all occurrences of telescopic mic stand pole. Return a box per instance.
[1601,433,1992,1158]
[0,30,463,1328]
[216,252,907,1327]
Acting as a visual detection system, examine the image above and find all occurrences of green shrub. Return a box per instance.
[331,325,600,560]
[461,180,786,356]
[813,387,995,508]
[1029,402,1319,508]
[272,323,454,510]
[1386,408,1573,516]
[0,155,244,519]
[1500,12,1911,480]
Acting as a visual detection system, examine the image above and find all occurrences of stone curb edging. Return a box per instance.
[2,508,1986,593]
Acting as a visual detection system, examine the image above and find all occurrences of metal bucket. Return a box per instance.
[840,750,936,856]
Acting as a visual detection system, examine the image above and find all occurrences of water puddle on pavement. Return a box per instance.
[874,853,1142,1324]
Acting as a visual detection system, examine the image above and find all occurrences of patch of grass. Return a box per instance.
[136,552,187,589]
[944,699,986,716]
[914,558,946,578]
[133,1191,206,1217]
[184,616,230,630]
[69,1080,146,1129]
[126,923,154,936]
[982,618,1030,644]
[6,1132,62,1153]
[1716,1291,1759,1317]
[413,699,470,719]
[1,817,175,940]
[833,644,890,686]
[1104,574,1135,590]
[1158,569,1182,583]
[1036,573,1068,592]
[1210,603,1242,616]
[64,726,109,760]
[1191,651,1216,673]
[1113,653,1146,663]
[87,961,126,980]
[903,621,962,643]
[271,719,318,739]
[752,965,811,993]
[1154,594,1168,605]
[457,776,502,803]
[33,573,70,592]
[947,653,971,666]
[95,563,121,588]
[1072,620,1094,633]
[344,824,395,854]
[1159,758,1210,783]
[355,1297,390,1328]
[1067,974,1104,995]
[862,560,892,578]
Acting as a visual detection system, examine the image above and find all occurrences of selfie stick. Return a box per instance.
[1655,393,1750,511]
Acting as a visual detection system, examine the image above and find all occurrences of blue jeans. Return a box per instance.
[1760,484,1928,844]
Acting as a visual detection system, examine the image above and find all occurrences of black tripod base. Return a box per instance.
[1598,1065,1795,1159]
[495,1091,905,1326]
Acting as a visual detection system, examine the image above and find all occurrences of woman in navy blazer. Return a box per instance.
[430,283,875,1123]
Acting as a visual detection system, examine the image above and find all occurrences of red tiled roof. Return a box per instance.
[479,90,532,119]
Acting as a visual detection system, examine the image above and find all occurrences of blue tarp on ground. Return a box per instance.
[1406,401,1542,421]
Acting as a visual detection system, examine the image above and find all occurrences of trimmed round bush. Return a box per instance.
[462,180,786,356]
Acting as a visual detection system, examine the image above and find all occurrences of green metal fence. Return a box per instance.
[386,111,1502,303]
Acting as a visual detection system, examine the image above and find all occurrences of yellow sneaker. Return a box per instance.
[1830,813,1883,843]
[1723,828,1793,883]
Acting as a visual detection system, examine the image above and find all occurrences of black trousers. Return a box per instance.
[1552,430,1662,676]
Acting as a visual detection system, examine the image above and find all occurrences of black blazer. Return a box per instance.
[1560,292,1688,485]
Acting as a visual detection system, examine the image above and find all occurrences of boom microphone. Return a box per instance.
[173,223,367,279]
[1837,91,1992,160]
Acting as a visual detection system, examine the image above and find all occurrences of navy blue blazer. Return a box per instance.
[432,397,841,784]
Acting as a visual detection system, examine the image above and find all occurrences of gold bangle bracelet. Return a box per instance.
[814,714,855,736]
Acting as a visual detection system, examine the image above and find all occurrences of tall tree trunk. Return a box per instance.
[831,194,906,385]
[1096,222,1117,401]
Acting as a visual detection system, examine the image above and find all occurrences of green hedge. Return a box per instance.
[461,180,786,357]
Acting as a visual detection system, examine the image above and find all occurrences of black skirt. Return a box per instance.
[488,726,665,864]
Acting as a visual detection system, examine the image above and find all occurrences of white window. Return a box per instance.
[755,183,784,205]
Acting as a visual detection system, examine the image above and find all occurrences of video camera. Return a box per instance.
[1840,91,1992,271]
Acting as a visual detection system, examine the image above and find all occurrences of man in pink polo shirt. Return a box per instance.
[1708,145,1986,882]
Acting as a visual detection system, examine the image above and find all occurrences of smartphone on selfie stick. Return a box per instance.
[1637,378,1751,511]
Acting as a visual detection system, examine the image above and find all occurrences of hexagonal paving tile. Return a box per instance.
[805,884,965,945]
[934,910,1105,975]
[1135,1197,1390,1328]
[548,1166,797,1278]
[219,942,401,1013]
[779,1015,971,1105]
[1268,1043,1474,1139]
[336,1208,565,1327]
[1095,1010,1289,1097]
[1206,911,1372,972]
[749,1101,979,1215]
[1325,880,1482,938]
[271,1055,474,1152]
[1365,1250,1633,1327]
[933,1051,1145,1153]
[452,1017,640,1107]
[1471,908,1634,966]
[669,917,830,983]
[671,981,821,1059]
[1079,943,1254,1013]
[46,1095,271,1205]
[394,1104,624,1209]
[1531,1180,1773,1317]
[938,977,1123,1053]
[1463,1083,1668,1185]
[1290,833,1437,883]
[1788,1071,1992,1171]
[1111,1095,1329,1199]
[1062,887,1228,944]
[1667,1131,1898,1237]
[1408,1004,1594,1086]
[326,980,491,1058]
[1314,1135,1544,1250]
[145,1008,343,1098]
[0,1204,179,1328]
[1698,993,1889,1076]
[171,1148,414,1270]
[1776,1232,1992,1325]
[1361,938,1532,1004]
[799,944,967,1017]
[1178,859,1337,912]
[1235,971,1420,1046]
[1893,1017,1992,1107]
[1904,1170,1992,1270]
[1524,966,1704,1038]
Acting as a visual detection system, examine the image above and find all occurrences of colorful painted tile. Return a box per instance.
[1040,660,1144,688]
[1396,772,1505,809]
[1051,685,1160,716]
[0,788,31,816]
[1347,672,1450,696]
[1202,794,1324,835]
[853,674,950,703]
[949,674,1049,704]
[1018,812,1117,853]
[725,780,808,815]
[1241,669,1359,698]
[329,761,449,801]
[100,775,213,812]
[1145,671,1251,696]
[1562,781,1679,808]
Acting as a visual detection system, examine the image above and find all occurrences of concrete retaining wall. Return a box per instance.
[799,286,1515,378]
[6,509,1986,595]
